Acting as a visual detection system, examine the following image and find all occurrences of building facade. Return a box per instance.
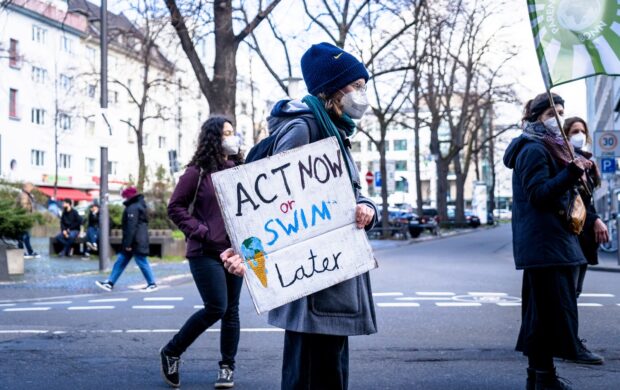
[0,0,203,203]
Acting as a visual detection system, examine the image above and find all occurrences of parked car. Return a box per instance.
[446,207,481,227]
[409,208,439,237]
[493,208,512,220]
[372,207,411,237]
[487,212,495,225]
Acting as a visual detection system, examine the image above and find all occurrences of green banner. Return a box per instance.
[528,0,620,87]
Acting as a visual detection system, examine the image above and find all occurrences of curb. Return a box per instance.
[370,225,499,252]
[588,265,620,273]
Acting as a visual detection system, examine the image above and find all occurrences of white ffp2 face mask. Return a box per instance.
[342,90,370,119]
[570,132,587,149]
[543,117,564,135]
[222,136,240,155]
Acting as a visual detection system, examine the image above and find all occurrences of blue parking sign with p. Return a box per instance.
[601,158,616,174]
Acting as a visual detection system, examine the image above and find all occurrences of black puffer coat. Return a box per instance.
[575,149,600,265]
[121,194,149,256]
[503,132,587,269]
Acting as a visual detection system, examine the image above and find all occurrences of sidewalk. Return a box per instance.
[591,250,620,273]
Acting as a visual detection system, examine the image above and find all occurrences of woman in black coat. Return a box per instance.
[504,92,589,390]
[95,187,158,292]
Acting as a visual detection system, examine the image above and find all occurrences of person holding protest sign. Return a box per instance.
[222,42,378,390]
[161,116,244,389]
[504,92,591,390]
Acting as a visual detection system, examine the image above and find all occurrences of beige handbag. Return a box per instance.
[567,192,586,235]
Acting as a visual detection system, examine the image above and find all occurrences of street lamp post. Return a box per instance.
[98,0,110,271]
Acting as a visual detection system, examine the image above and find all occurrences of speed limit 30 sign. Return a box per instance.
[594,131,620,157]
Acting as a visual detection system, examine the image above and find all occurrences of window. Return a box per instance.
[60,36,73,53]
[87,84,96,98]
[85,157,96,174]
[59,154,71,169]
[367,141,375,152]
[86,118,95,136]
[108,161,118,175]
[351,141,361,153]
[143,134,149,146]
[385,142,390,151]
[396,179,407,192]
[86,47,96,62]
[59,74,73,91]
[9,38,19,68]
[32,66,48,83]
[158,136,166,149]
[31,108,46,125]
[394,139,408,151]
[59,113,72,131]
[32,25,47,43]
[9,88,18,119]
[395,160,408,171]
[108,90,118,105]
[31,149,45,167]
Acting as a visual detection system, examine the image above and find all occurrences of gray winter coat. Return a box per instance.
[266,99,378,336]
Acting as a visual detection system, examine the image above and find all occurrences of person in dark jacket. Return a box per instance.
[221,42,378,390]
[55,198,82,256]
[83,203,100,258]
[160,116,243,389]
[561,116,607,365]
[95,187,157,292]
[504,92,595,390]
[17,182,40,258]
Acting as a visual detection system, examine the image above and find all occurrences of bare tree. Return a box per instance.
[163,0,281,122]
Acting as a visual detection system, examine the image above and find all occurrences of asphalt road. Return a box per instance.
[1,224,619,389]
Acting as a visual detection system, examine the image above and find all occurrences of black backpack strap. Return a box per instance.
[187,167,204,216]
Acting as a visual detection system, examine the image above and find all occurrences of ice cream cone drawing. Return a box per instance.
[241,237,268,288]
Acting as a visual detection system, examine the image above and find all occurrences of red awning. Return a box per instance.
[37,186,93,202]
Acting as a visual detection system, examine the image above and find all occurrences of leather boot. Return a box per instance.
[535,368,573,390]
[526,368,536,390]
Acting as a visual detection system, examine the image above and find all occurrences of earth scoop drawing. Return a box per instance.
[240,237,268,288]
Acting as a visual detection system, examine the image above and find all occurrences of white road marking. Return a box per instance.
[577,303,603,307]
[89,298,128,303]
[4,307,51,312]
[467,292,508,297]
[33,301,71,305]
[436,302,482,307]
[377,302,420,307]
[0,330,48,334]
[496,302,521,307]
[396,297,453,301]
[0,303,16,307]
[415,292,455,296]
[132,305,175,310]
[52,331,67,335]
[67,306,115,310]
[579,293,614,298]
[194,305,203,309]
[143,297,184,301]
[372,292,403,297]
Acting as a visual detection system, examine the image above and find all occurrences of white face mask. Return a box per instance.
[543,117,564,135]
[570,132,587,149]
[222,136,240,155]
[341,90,369,119]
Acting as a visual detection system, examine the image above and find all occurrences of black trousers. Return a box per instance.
[165,256,243,369]
[282,330,349,390]
[516,266,580,365]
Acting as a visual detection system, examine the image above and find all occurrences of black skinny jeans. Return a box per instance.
[165,256,243,369]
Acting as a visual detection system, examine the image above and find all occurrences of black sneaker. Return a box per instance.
[160,347,180,388]
[95,280,113,292]
[214,365,234,388]
[24,252,41,259]
[535,368,573,390]
[568,339,604,365]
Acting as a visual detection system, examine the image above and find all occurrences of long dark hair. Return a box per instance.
[563,116,591,145]
[188,116,229,174]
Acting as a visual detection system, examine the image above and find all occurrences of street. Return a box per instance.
[1,225,619,389]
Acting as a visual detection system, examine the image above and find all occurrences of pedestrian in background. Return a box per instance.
[504,92,589,390]
[221,42,378,390]
[16,182,40,259]
[83,203,100,258]
[160,117,244,389]
[55,198,82,257]
[561,116,607,365]
[95,187,157,292]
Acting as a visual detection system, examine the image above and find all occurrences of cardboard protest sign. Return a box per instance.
[212,137,377,314]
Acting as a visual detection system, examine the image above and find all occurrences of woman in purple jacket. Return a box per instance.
[160,116,243,389]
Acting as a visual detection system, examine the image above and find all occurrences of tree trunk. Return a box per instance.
[414,126,423,214]
[436,158,450,224]
[453,155,466,224]
[211,0,238,121]
[136,131,146,193]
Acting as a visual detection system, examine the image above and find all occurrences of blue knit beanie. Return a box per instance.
[301,42,369,97]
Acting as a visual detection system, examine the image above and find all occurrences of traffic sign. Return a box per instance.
[601,157,616,174]
[374,171,381,187]
[365,171,373,185]
[594,131,620,157]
